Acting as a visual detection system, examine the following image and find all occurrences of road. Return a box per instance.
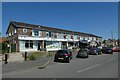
[3,52,119,78]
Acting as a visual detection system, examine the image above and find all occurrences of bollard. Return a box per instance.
[24,52,27,61]
[4,54,8,64]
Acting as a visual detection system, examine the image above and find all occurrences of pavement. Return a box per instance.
[2,56,53,74]
[0,52,24,62]
[2,52,119,78]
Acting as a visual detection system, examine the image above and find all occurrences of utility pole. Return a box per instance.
[111,31,113,40]
[111,31,114,47]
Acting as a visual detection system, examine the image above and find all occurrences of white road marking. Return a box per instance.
[78,64,101,73]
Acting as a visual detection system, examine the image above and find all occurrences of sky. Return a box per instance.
[2,2,118,39]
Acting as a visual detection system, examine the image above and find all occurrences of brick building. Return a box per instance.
[6,21,102,52]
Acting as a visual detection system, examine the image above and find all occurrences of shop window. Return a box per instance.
[25,42,29,48]
[30,43,33,48]
[25,40,33,48]
[30,41,33,48]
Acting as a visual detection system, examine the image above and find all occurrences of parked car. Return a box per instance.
[54,49,73,63]
[88,48,102,55]
[112,46,120,52]
[101,47,113,54]
[76,49,89,58]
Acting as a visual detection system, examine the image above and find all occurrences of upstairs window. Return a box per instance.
[34,30,39,36]
[48,32,54,37]
[12,31,14,35]
[9,32,11,37]
[23,29,27,33]
[14,29,17,34]
[51,32,54,37]
[46,32,49,37]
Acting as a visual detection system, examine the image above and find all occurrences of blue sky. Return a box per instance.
[2,2,118,39]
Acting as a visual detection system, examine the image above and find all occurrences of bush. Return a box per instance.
[28,54,36,60]
[1,42,8,54]
[27,51,47,60]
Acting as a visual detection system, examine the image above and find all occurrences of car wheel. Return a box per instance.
[110,52,113,54]
[96,53,98,55]
[86,55,89,58]
[67,58,70,63]
[76,55,79,58]
[54,59,57,62]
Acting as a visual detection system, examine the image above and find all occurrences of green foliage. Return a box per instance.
[28,54,36,60]
[27,52,47,60]
[102,40,106,44]
[1,42,8,54]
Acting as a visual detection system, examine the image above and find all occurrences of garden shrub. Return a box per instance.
[28,54,36,60]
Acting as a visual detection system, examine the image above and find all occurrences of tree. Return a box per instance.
[1,42,8,54]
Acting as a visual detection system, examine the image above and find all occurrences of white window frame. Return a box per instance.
[9,32,11,37]
[46,32,49,37]
[23,28,27,33]
[14,29,17,33]
[12,31,14,35]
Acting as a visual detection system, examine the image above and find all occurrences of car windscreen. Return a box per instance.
[57,50,68,54]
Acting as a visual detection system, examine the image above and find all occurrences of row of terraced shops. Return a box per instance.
[6,21,102,52]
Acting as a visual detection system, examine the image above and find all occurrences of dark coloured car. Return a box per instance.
[54,49,73,63]
[76,49,89,58]
[101,47,113,54]
[88,48,102,55]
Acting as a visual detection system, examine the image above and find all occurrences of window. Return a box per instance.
[46,32,49,37]
[49,32,52,37]
[25,41,29,48]
[48,32,54,37]
[14,29,17,33]
[25,40,33,48]
[74,35,77,40]
[9,32,11,36]
[30,40,33,48]
[34,30,39,36]
[12,31,14,35]
[51,32,54,37]
[23,29,27,33]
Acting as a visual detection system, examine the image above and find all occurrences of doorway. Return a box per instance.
[38,43,40,50]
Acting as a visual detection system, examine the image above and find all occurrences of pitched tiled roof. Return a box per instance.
[9,21,102,38]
